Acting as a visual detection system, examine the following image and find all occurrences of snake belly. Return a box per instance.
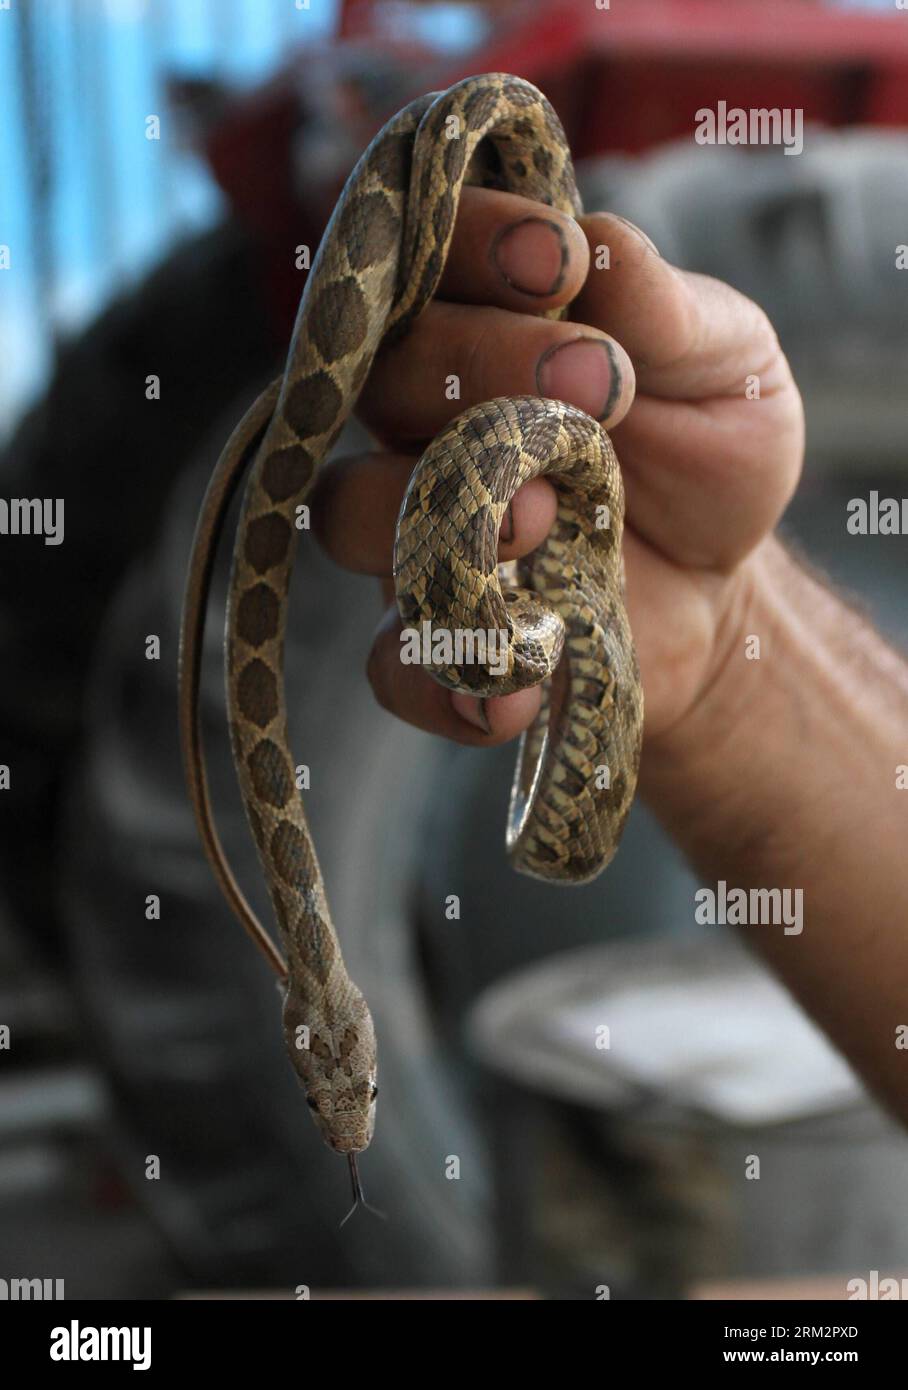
[393,394,642,882]
[186,73,643,1157]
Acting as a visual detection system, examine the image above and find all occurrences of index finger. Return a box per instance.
[436,186,590,313]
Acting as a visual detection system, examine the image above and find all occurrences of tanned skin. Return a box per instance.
[310,195,908,1125]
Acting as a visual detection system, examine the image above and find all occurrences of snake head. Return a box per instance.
[282,983,378,1153]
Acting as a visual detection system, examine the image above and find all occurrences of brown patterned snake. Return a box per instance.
[178,73,643,1208]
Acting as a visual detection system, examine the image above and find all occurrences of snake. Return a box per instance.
[178,73,643,1199]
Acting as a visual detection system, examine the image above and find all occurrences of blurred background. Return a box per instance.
[1,0,907,1299]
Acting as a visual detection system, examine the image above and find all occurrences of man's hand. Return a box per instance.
[311,188,805,746]
[312,188,908,1128]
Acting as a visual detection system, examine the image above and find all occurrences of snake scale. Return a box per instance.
[179,73,643,1182]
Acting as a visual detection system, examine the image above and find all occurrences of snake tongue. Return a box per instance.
[339,1153,387,1228]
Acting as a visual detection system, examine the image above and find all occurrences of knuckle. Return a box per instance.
[457,315,495,399]
[748,300,781,360]
[365,642,384,697]
[365,642,394,713]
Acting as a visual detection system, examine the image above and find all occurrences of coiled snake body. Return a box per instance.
[179,74,643,1169]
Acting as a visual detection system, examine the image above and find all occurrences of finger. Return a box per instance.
[312,451,558,577]
[437,187,589,311]
[573,213,802,566]
[574,212,790,401]
[366,607,543,745]
[359,302,635,445]
[612,389,804,569]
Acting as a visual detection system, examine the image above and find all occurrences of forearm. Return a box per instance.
[642,535,908,1120]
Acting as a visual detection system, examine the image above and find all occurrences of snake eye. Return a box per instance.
[370,1085,379,1101]
[306,1096,319,1111]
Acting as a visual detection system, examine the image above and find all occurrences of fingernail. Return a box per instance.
[536,337,622,423]
[499,504,514,543]
[611,214,661,256]
[451,692,491,733]
[492,216,569,297]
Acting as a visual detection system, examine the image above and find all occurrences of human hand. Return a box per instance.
[311,189,804,751]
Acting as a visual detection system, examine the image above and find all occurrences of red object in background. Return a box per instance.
[200,0,908,343]
[343,0,908,154]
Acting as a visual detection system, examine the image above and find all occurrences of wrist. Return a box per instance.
[638,535,808,868]
[643,535,780,764]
